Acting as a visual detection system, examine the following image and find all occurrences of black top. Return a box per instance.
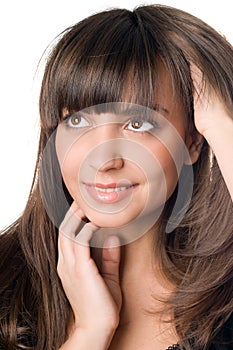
[210,314,233,349]
[166,314,233,349]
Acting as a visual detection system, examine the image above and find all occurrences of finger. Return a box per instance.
[59,228,99,266]
[73,222,99,263]
[58,201,89,263]
[190,63,203,86]
[190,64,208,105]
[101,236,121,285]
[59,201,85,239]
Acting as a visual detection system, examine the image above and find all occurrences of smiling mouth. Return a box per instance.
[83,182,138,203]
[94,183,134,192]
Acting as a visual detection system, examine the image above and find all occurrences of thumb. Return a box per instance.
[101,236,121,285]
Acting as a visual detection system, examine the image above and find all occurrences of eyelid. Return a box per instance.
[124,115,160,129]
[63,112,91,128]
[63,111,83,121]
[62,111,161,130]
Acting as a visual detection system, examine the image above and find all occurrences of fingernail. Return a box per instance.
[103,236,120,248]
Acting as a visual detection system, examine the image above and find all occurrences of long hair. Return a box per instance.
[0,5,232,349]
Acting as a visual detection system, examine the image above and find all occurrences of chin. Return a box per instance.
[84,211,138,228]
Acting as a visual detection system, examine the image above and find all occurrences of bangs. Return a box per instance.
[40,8,194,131]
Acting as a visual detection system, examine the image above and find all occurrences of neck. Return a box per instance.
[92,226,178,349]
[92,225,175,323]
[122,227,174,317]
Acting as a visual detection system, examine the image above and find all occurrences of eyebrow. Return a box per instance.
[152,104,169,115]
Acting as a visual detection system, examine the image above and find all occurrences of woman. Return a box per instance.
[0,5,232,350]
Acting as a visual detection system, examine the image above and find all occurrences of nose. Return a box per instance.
[88,124,125,172]
[98,157,124,172]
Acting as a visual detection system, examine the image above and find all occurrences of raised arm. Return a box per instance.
[192,67,233,201]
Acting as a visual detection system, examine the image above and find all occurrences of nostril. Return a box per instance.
[98,158,124,172]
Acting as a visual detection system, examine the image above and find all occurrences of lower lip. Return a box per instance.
[84,184,138,204]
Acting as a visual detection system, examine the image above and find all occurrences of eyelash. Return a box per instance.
[63,113,89,129]
[125,116,160,133]
[63,114,160,133]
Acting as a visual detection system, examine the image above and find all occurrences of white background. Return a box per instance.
[0,0,232,230]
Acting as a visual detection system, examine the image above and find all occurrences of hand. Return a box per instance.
[57,202,122,338]
[191,65,231,138]
[191,64,233,200]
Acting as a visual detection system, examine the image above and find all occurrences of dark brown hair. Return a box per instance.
[0,5,232,349]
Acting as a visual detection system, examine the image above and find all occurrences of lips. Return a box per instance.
[83,182,138,203]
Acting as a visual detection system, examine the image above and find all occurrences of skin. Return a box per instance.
[191,66,233,200]
[57,66,233,350]
[56,64,199,231]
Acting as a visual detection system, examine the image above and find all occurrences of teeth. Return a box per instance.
[95,186,132,193]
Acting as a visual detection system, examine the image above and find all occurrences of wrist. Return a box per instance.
[59,326,116,350]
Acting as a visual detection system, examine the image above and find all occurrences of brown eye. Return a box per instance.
[125,117,157,133]
[64,113,90,128]
[70,115,81,125]
[131,120,143,129]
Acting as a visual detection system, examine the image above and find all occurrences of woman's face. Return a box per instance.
[56,68,194,230]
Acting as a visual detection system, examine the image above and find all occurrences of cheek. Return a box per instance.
[58,144,84,195]
[162,152,179,198]
[149,142,181,199]
[55,125,89,193]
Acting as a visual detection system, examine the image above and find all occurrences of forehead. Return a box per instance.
[64,61,185,123]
